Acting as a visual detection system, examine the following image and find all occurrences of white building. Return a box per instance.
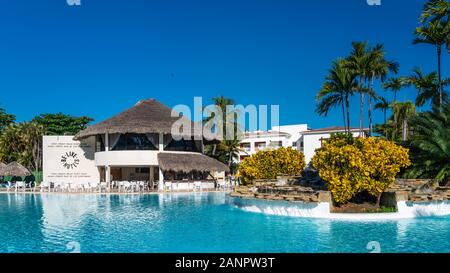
[238,125,365,165]
[238,124,308,161]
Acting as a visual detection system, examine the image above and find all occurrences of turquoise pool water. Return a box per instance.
[1,192,450,253]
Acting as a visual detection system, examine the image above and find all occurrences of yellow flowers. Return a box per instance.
[238,147,306,185]
[311,134,411,204]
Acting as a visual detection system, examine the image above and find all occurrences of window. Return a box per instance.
[292,142,297,147]
[240,142,251,152]
[135,167,150,174]
[110,133,158,151]
[96,135,105,152]
[255,142,266,151]
[164,135,202,152]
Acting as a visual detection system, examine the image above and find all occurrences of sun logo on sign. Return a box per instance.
[61,151,80,169]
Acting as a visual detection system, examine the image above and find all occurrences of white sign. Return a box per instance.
[43,135,99,183]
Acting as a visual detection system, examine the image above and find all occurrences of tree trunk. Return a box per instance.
[437,45,442,112]
[359,79,364,137]
[384,109,387,139]
[368,76,375,137]
[342,102,346,132]
[346,94,351,134]
[402,119,408,142]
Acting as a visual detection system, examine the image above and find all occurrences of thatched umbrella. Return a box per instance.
[0,162,31,177]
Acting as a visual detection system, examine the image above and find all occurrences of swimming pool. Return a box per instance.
[1,192,450,253]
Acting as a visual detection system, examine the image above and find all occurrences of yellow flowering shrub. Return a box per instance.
[311,134,411,204]
[239,147,306,185]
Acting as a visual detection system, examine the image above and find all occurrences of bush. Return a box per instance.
[238,147,306,185]
[311,134,411,204]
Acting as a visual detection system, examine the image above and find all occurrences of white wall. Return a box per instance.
[302,131,360,165]
[43,136,100,183]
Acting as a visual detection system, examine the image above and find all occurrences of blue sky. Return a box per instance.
[0,0,448,129]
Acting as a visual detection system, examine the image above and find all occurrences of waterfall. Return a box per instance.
[228,197,331,218]
[228,196,450,220]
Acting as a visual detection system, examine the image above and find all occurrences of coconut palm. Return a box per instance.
[392,101,416,142]
[414,20,449,110]
[374,96,390,138]
[406,102,450,185]
[406,67,450,108]
[346,42,371,136]
[316,59,358,133]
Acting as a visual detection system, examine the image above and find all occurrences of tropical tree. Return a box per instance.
[414,19,449,110]
[32,113,93,135]
[420,0,450,53]
[203,96,244,170]
[366,44,399,136]
[374,96,390,138]
[383,77,406,103]
[0,107,15,133]
[406,68,449,108]
[0,122,45,171]
[392,101,416,142]
[346,42,370,136]
[316,59,357,133]
[406,103,450,185]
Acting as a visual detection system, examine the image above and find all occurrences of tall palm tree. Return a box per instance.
[346,42,370,136]
[420,0,450,53]
[414,20,449,110]
[406,68,450,108]
[374,96,390,138]
[392,101,416,142]
[406,102,450,185]
[366,44,399,136]
[382,77,406,140]
[383,77,406,103]
[316,59,357,133]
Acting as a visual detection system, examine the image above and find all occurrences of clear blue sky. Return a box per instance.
[0,0,448,129]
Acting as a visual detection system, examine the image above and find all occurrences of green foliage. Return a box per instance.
[311,134,411,204]
[0,107,15,133]
[238,147,306,185]
[33,113,93,135]
[405,103,450,184]
[0,122,45,171]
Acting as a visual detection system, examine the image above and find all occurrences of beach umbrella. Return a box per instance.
[0,162,31,177]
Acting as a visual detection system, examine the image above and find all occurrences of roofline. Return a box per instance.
[301,128,369,135]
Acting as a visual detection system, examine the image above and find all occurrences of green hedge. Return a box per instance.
[1,171,42,183]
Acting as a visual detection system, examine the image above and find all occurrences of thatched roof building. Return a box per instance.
[0,162,31,177]
[158,153,229,173]
[74,99,202,140]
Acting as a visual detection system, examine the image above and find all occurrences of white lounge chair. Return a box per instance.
[40,181,51,192]
[164,182,173,192]
[194,181,202,191]
[15,181,26,192]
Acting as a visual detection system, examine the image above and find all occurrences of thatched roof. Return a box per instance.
[74,99,202,140]
[158,153,229,173]
[0,162,6,174]
[0,162,31,177]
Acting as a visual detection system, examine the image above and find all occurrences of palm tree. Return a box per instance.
[406,102,450,185]
[414,20,449,110]
[346,42,370,136]
[366,44,399,136]
[383,77,406,103]
[316,59,358,133]
[392,101,416,142]
[374,96,390,138]
[406,68,450,108]
[420,0,450,53]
